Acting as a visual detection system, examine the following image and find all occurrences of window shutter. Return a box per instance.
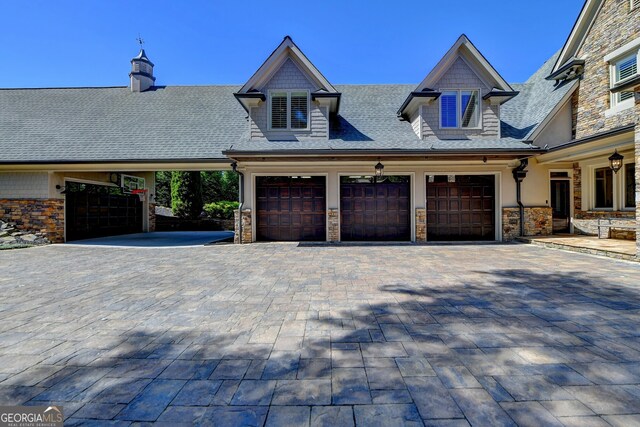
[271,93,287,129]
[440,92,458,128]
[290,92,308,129]
[616,55,637,82]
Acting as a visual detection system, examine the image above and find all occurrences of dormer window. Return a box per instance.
[269,90,309,130]
[440,90,480,129]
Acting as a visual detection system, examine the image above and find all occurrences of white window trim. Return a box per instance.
[622,160,636,211]
[605,47,639,116]
[438,89,483,130]
[591,164,616,211]
[267,89,311,132]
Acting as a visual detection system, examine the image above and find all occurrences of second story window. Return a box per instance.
[440,90,480,129]
[613,54,637,104]
[269,91,309,130]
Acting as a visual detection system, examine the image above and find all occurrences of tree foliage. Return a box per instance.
[201,171,239,204]
[154,171,172,207]
[170,171,203,219]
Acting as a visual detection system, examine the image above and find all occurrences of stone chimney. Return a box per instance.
[129,49,155,92]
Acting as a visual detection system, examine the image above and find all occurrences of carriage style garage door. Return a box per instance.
[255,176,326,241]
[65,182,143,241]
[340,176,410,241]
[426,175,495,241]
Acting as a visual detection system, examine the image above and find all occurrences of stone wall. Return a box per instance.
[234,209,252,244]
[502,207,553,241]
[415,208,426,243]
[0,198,64,243]
[328,209,339,242]
[573,210,636,239]
[636,106,640,258]
[573,0,639,139]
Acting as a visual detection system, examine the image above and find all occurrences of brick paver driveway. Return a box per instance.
[1,242,640,426]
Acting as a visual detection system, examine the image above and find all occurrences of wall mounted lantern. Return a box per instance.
[375,160,384,178]
[608,150,624,174]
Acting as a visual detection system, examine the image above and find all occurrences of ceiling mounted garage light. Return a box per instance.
[375,160,384,178]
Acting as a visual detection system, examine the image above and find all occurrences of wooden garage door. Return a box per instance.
[426,175,495,241]
[340,177,410,241]
[256,176,326,241]
[66,182,143,241]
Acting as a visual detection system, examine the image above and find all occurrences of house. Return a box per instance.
[0,0,638,258]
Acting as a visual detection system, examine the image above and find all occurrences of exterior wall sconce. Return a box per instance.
[55,185,67,194]
[608,150,624,174]
[375,160,384,178]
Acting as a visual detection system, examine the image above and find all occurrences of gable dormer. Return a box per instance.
[234,36,340,141]
[398,35,518,140]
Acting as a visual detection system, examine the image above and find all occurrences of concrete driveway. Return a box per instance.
[1,242,640,426]
[64,231,234,247]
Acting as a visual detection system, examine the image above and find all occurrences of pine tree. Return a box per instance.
[171,171,203,219]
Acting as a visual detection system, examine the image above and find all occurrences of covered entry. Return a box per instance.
[65,182,144,241]
[426,175,495,241]
[255,176,326,241]
[340,176,410,241]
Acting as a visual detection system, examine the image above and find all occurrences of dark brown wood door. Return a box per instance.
[66,183,143,241]
[340,178,410,241]
[256,176,326,241]
[426,175,495,241]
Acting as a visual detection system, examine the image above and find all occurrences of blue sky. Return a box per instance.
[0,0,584,88]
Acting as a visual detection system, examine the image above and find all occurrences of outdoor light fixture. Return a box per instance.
[375,160,384,178]
[608,150,624,174]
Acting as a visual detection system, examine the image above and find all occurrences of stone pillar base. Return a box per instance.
[502,206,553,241]
[416,208,426,243]
[328,208,339,242]
[234,209,252,244]
[0,198,65,243]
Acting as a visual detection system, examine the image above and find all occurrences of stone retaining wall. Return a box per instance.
[234,209,252,244]
[502,207,553,241]
[0,198,65,243]
[573,210,636,240]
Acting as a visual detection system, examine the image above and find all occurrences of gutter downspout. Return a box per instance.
[231,162,244,244]
[512,159,529,237]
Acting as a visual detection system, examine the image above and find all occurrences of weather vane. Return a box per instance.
[136,34,144,48]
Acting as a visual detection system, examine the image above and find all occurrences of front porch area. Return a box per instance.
[519,233,637,261]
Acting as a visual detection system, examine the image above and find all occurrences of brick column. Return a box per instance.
[234,209,252,244]
[328,209,339,242]
[415,208,426,243]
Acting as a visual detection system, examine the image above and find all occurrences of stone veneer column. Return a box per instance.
[148,203,156,232]
[234,209,252,244]
[415,208,426,243]
[573,162,582,212]
[0,198,64,243]
[328,209,339,242]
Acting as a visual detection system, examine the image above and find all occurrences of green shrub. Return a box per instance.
[171,171,203,219]
[203,201,240,220]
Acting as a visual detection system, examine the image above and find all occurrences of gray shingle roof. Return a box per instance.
[0,85,247,163]
[0,51,569,163]
[500,50,578,142]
